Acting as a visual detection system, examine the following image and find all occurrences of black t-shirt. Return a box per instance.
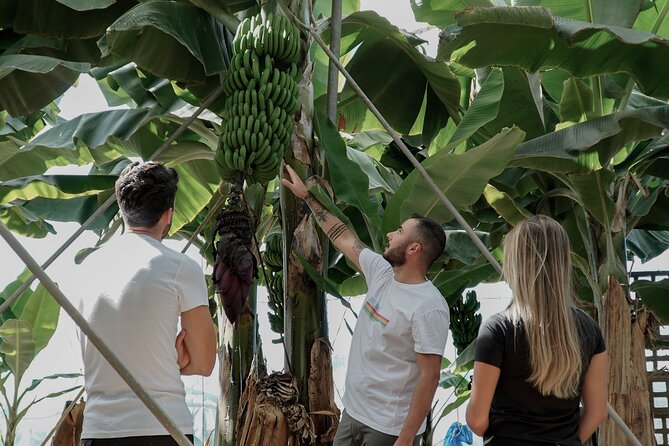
[474,308,606,446]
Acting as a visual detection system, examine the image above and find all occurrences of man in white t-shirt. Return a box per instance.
[282,165,449,446]
[72,162,217,446]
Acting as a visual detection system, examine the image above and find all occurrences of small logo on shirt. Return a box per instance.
[363,301,389,328]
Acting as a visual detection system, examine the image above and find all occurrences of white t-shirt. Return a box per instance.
[69,233,208,438]
[343,249,450,436]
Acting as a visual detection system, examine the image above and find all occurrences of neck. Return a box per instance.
[128,227,163,241]
[392,265,427,284]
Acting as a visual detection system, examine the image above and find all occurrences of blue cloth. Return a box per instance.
[443,422,473,446]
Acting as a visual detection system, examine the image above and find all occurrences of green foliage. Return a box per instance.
[3,0,669,428]
[0,271,80,446]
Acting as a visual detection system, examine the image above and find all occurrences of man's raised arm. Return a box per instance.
[281,165,366,269]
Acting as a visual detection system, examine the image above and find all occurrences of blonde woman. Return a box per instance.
[466,215,607,445]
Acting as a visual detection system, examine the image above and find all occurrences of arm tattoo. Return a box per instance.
[326,222,348,242]
[304,194,331,223]
[353,240,367,255]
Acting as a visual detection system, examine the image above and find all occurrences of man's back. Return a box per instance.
[72,233,208,438]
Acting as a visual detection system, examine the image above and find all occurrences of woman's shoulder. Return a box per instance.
[483,310,514,332]
[572,307,606,353]
[572,307,599,328]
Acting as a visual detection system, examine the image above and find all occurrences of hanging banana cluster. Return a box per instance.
[215,12,301,184]
[450,290,483,355]
[263,233,284,338]
[267,271,284,338]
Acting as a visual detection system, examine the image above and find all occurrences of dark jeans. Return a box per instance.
[81,435,194,446]
[333,410,421,446]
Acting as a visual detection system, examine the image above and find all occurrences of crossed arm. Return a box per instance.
[175,306,217,376]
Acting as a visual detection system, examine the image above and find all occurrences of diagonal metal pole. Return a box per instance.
[326,0,342,123]
[286,11,644,446]
[0,221,193,446]
[0,84,226,317]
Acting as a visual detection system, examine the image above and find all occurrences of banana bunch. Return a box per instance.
[267,271,284,337]
[450,290,483,355]
[263,233,283,271]
[215,12,301,185]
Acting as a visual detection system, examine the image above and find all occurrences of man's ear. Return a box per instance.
[161,207,174,223]
[409,242,422,255]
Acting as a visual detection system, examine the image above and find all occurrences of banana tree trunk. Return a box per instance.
[601,276,655,445]
[279,1,337,444]
[588,219,655,444]
[216,286,260,446]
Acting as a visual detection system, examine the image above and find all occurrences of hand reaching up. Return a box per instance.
[281,165,309,199]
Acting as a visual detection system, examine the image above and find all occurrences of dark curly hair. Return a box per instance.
[115,161,179,228]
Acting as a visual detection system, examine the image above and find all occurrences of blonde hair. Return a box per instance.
[503,215,582,399]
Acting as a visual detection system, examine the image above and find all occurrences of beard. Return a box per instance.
[383,242,408,267]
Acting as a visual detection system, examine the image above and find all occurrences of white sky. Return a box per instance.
[1,1,667,445]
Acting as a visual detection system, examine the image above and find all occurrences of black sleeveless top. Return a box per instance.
[474,308,606,446]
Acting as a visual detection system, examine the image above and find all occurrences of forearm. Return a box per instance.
[578,408,607,443]
[397,374,439,442]
[303,194,365,266]
[304,194,349,241]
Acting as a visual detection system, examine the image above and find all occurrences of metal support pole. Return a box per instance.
[326,0,342,123]
[608,404,643,446]
[0,84,226,316]
[0,222,193,446]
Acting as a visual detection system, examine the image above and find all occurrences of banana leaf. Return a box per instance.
[0,202,56,238]
[326,11,460,140]
[382,126,524,233]
[17,284,59,356]
[483,184,532,226]
[0,108,157,180]
[444,230,491,265]
[0,175,116,205]
[511,106,669,172]
[21,193,119,230]
[313,0,360,18]
[457,67,545,147]
[14,0,136,39]
[102,1,230,85]
[315,111,382,248]
[0,319,35,381]
[0,270,35,324]
[437,6,669,100]
[568,169,616,229]
[559,77,594,126]
[634,0,669,38]
[99,64,189,112]
[170,158,220,235]
[448,67,503,145]
[627,230,669,263]
[637,192,669,230]
[0,54,89,117]
[631,278,669,323]
[410,0,494,29]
